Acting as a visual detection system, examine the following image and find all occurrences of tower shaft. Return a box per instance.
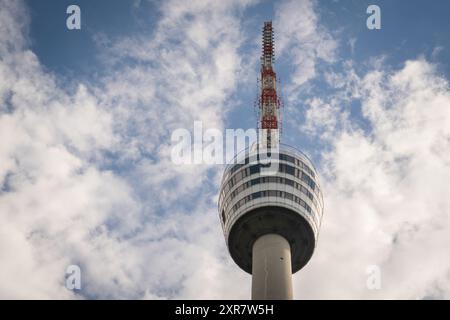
[252,234,293,300]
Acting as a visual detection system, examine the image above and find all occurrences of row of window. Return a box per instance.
[221,162,318,202]
[279,154,316,178]
[223,190,313,223]
[221,175,319,214]
[225,153,315,180]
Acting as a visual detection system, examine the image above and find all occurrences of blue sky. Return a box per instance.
[27,1,450,73]
[29,0,450,168]
[2,0,450,299]
[24,0,450,164]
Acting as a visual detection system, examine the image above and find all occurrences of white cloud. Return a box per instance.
[0,0,28,55]
[0,0,251,299]
[275,0,337,90]
[2,0,450,300]
[301,97,348,140]
[296,59,450,299]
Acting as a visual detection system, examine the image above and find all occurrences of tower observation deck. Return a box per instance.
[218,22,324,300]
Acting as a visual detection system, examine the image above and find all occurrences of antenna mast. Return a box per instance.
[259,21,280,149]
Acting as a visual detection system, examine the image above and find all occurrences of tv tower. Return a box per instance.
[218,21,324,299]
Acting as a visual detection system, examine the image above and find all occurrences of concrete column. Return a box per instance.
[251,233,293,300]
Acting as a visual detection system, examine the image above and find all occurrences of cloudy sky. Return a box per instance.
[1,0,450,299]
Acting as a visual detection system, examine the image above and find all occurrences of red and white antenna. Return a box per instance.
[258,21,281,149]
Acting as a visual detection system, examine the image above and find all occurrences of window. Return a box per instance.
[285,165,295,175]
[299,199,306,208]
[252,192,261,199]
[249,165,260,175]
[279,153,295,164]
[268,190,277,197]
[285,154,295,163]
